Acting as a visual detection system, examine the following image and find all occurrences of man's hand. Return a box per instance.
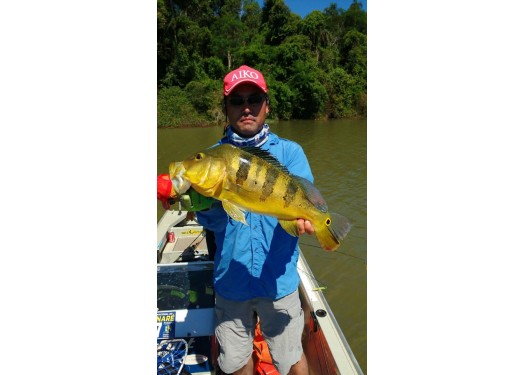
[297,219,314,235]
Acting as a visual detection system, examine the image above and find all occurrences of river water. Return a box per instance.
[157,118,367,373]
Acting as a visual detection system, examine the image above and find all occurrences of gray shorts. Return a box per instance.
[215,290,304,374]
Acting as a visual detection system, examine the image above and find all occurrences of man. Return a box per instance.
[196,65,313,375]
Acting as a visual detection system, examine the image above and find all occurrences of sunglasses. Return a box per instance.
[227,94,266,107]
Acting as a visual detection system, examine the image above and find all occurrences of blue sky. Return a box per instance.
[255,0,367,18]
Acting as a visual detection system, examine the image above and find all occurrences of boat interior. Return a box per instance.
[157,209,363,375]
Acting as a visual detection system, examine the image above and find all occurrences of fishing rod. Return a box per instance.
[297,242,367,292]
[297,266,328,291]
[299,241,367,265]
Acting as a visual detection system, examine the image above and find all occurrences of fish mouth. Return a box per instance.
[169,162,191,195]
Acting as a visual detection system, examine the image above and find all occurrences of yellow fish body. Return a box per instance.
[170,144,351,251]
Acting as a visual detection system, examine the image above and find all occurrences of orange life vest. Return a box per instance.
[252,322,280,375]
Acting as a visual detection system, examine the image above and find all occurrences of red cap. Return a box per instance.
[223,65,268,96]
[157,174,173,210]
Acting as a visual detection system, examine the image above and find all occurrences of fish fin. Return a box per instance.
[293,175,329,212]
[241,146,291,174]
[222,200,248,225]
[315,212,352,251]
[278,219,299,237]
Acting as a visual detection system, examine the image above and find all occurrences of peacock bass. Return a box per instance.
[169,144,351,251]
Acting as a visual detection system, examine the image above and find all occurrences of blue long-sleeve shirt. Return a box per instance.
[196,132,314,301]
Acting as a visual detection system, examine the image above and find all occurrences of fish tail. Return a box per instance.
[314,212,352,251]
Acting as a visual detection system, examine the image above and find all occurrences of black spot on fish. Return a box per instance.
[260,167,279,202]
[283,180,298,208]
[255,162,264,181]
[236,155,252,186]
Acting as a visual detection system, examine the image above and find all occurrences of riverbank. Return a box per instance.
[157,115,366,129]
[158,123,218,129]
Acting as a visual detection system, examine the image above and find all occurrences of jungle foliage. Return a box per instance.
[158,0,366,127]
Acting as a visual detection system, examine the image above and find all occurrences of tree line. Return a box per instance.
[158,0,366,127]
